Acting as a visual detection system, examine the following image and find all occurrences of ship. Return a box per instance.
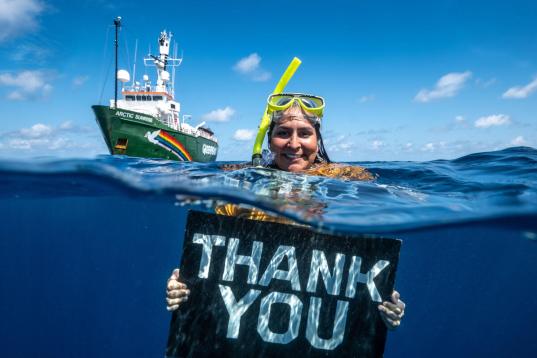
[92,17,218,162]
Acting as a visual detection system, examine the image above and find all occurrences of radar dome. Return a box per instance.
[117,70,130,83]
[143,74,149,81]
[161,70,170,82]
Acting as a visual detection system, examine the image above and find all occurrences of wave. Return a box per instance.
[1,146,536,234]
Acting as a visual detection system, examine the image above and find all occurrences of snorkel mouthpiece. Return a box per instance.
[252,57,302,166]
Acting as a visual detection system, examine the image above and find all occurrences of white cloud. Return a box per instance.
[453,115,469,129]
[474,114,511,128]
[1,121,102,154]
[201,106,235,122]
[0,70,53,100]
[20,123,52,138]
[48,137,69,150]
[339,142,353,150]
[359,95,375,103]
[324,134,355,154]
[4,136,76,151]
[420,142,447,152]
[233,129,255,141]
[403,142,414,152]
[7,91,25,100]
[0,0,45,42]
[7,138,33,149]
[429,115,470,133]
[511,136,526,146]
[11,43,52,64]
[370,140,384,151]
[233,53,261,74]
[329,142,353,154]
[59,121,73,130]
[415,71,472,102]
[421,142,435,152]
[72,75,89,87]
[502,77,537,99]
[233,53,271,82]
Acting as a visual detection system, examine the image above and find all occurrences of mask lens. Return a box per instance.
[269,94,293,107]
[299,96,323,109]
[276,97,292,106]
[300,98,316,108]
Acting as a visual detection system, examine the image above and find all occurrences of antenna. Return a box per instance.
[172,41,177,98]
[143,31,183,98]
[132,39,138,87]
[113,16,121,108]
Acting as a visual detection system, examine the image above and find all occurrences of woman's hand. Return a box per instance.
[166,269,190,311]
[378,290,405,330]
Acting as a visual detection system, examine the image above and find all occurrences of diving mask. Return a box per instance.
[267,93,325,118]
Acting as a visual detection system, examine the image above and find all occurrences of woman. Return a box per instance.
[166,93,405,329]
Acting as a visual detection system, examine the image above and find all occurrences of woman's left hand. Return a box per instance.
[378,290,405,330]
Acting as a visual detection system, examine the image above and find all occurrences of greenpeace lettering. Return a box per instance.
[166,211,401,357]
[202,144,217,156]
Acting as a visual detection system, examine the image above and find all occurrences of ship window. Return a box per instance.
[114,138,128,150]
[141,96,147,101]
[126,95,135,101]
[153,96,163,101]
[136,95,141,101]
[170,104,176,109]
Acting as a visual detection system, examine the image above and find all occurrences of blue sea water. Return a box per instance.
[1,146,536,357]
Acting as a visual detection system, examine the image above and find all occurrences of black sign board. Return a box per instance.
[166,211,401,358]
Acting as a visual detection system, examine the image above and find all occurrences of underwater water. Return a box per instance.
[0,146,536,357]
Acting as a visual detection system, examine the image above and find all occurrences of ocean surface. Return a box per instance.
[1,146,536,357]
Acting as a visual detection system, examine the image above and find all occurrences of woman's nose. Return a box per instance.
[286,133,300,149]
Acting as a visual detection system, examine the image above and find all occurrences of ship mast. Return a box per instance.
[113,16,121,108]
[144,31,182,98]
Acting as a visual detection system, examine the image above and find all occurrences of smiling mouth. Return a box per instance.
[283,153,302,160]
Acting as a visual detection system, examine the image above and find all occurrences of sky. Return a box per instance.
[0,0,536,162]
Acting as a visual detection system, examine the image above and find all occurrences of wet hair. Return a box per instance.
[267,106,331,164]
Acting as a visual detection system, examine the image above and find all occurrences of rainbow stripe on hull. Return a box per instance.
[146,129,192,161]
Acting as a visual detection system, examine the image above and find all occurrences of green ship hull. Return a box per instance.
[92,105,218,162]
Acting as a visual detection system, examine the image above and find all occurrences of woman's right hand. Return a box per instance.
[166,268,190,311]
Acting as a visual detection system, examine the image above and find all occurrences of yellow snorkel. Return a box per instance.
[251,57,302,166]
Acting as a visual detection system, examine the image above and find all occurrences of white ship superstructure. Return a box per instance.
[113,31,216,142]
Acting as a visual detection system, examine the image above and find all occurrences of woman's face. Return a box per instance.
[270,106,319,172]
